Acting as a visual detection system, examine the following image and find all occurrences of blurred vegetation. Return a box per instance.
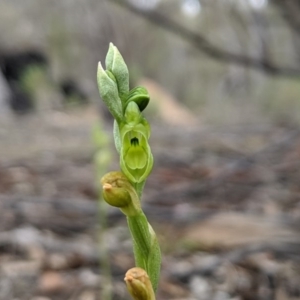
[19,65,56,111]
[0,0,300,125]
[92,121,113,300]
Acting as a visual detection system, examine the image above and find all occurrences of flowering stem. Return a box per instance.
[97,43,161,299]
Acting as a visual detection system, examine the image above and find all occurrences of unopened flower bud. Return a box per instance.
[126,86,150,112]
[105,43,129,101]
[102,182,131,208]
[125,267,155,300]
[101,171,141,216]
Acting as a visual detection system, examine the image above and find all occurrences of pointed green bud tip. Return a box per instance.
[125,268,155,300]
[126,86,150,112]
[105,42,114,71]
[105,44,129,101]
[97,61,123,122]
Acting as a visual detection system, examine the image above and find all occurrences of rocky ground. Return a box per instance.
[0,108,300,300]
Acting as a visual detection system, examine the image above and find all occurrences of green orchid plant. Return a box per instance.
[97,43,161,300]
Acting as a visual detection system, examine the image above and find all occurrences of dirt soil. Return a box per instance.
[0,108,300,300]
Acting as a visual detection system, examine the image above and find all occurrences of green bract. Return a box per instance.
[105,43,129,101]
[120,102,153,183]
[97,62,123,122]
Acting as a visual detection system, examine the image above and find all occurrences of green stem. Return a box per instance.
[127,212,161,292]
[134,180,146,199]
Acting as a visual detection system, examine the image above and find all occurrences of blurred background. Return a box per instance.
[0,0,300,299]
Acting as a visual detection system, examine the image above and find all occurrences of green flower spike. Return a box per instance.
[120,101,153,183]
[97,44,161,297]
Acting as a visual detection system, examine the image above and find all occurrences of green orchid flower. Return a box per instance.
[120,101,153,183]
